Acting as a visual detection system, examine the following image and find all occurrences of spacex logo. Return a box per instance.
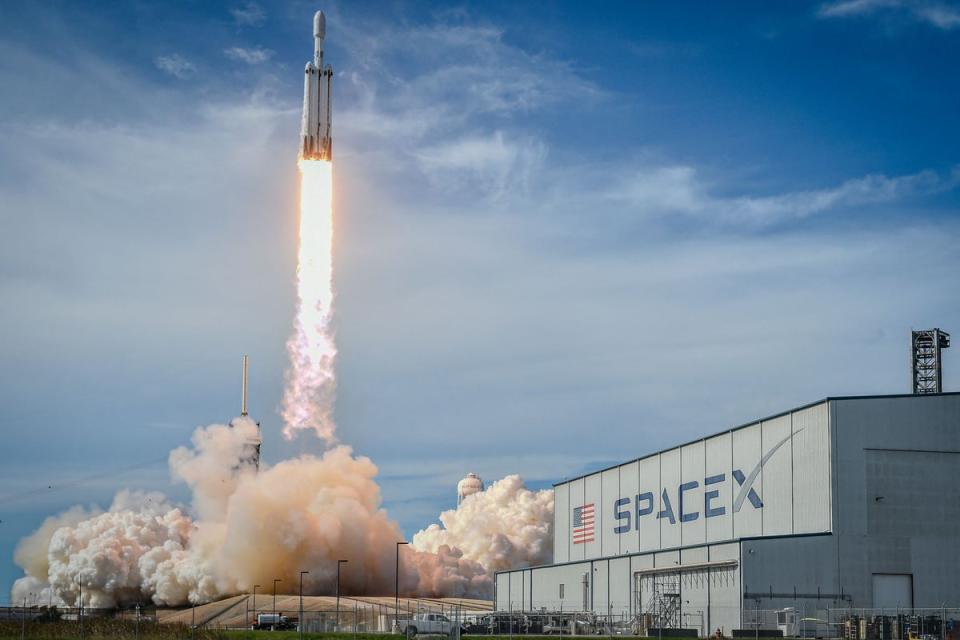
[612,430,800,532]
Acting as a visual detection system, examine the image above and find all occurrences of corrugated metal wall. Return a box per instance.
[498,541,743,633]
[505,394,960,621]
[832,394,960,607]
[553,401,832,560]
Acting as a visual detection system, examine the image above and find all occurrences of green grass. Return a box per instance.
[223,633,395,640]
[3,624,659,640]
[3,622,794,640]
[0,623,401,640]
[0,619,217,640]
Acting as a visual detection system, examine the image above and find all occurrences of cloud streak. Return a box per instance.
[223,46,273,64]
[230,2,266,27]
[335,16,602,150]
[818,0,960,30]
[154,54,196,79]
[607,164,960,226]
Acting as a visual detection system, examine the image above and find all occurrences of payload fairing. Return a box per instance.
[300,10,332,161]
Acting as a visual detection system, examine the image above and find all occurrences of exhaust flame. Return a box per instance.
[282,159,337,441]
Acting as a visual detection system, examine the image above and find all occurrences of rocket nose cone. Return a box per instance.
[313,10,326,40]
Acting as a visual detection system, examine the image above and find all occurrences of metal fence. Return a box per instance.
[223,600,486,632]
[3,603,960,638]
[429,607,960,638]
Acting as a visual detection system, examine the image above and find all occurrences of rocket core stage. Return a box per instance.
[300,10,332,161]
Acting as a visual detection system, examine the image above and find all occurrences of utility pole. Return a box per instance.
[336,560,348,630]
[78,576,83,640]
[300,571,309,640]
[395,541,408,632]
[755,599,760,640]
[273,579,282,622]
[252,584,260,628]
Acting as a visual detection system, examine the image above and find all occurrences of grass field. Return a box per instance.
[0,624,534,640]
[3,621,752,640]
[0,622,399,640]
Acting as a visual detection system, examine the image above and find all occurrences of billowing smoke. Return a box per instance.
[413,475,554,573]
[11,504,98,606]
[11,417,553,607]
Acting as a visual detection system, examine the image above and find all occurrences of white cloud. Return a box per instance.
[330,11,958,223]
[230,2,265,27]
[915,3,960,28]
[818,0,960,30]
[819,0,902,17]
[223,46,273,64]
[327,14,600,204]
[154,54,196,79]
[608,164,959,226]
[336,18,602,141]
[413,131,546,200]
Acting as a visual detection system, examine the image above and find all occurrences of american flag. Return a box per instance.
[572,503,595,544]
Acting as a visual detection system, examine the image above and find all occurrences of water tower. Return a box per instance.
[457,473,484,506]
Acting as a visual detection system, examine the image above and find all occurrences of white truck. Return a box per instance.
[253,613,296,630]
[398,613,466,637]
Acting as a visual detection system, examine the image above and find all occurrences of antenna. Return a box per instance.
[241,355,249,416]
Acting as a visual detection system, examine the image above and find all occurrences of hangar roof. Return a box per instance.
[553,391,960,487]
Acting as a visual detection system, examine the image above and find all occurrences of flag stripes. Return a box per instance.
[572,503,595,544]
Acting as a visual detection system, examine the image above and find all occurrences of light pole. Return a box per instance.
[336,560,348,630]
[77,575,83,640]
[300,571,309,640]
[273,579,282,621]
[21,595,27,640]
[395,542,408,630]
[252,584,260,628]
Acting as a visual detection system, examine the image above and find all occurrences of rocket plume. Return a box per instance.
[282,159,337,441]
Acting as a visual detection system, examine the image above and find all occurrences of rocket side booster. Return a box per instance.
[300,10,332,161]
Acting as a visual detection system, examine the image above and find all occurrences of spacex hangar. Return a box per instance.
[495,331,960,634]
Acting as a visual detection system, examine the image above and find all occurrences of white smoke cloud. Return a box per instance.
[168,417,260,521]
[412,474,554,573]
[11,505,97,606]
[11,418,553,607]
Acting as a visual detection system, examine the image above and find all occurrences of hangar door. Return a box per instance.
[638,572,681,628]
[872,574,913,609]
[636,561,738,630]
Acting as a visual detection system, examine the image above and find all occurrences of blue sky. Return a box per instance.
[1,0,959,600]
